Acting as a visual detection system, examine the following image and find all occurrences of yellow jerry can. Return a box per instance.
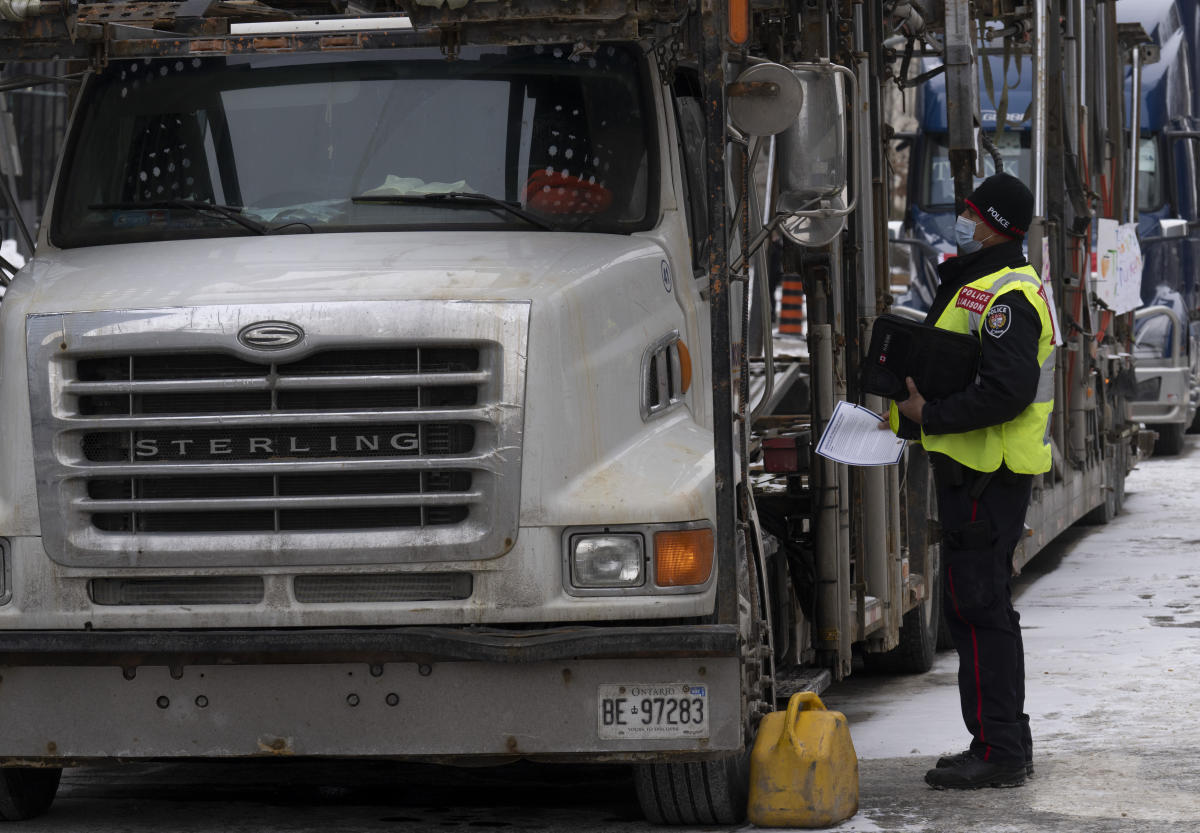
[747,691,859,828]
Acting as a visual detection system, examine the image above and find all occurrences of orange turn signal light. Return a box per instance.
[728,0,749,44]
[655,528,714,587]
[677,338,692,394]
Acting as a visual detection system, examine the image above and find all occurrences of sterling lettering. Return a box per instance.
[986,206,1011,228]
[134,432,420,458]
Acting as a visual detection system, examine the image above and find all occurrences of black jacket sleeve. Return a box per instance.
[920,292,1042,435]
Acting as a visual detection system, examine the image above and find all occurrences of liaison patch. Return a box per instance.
[956,286,994,314]
[985,304,1012,338]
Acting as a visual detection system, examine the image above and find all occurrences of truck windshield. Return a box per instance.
[52,45,655,247]
[1134,311,1176,360]
[920,131,1030,208]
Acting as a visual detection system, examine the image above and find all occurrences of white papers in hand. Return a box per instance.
[815,400,906,466]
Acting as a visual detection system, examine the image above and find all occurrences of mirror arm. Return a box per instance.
[730,213,788,273]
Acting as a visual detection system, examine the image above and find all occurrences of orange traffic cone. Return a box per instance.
[779,273,805,336]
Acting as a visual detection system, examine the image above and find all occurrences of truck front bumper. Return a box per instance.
[0,626,743,763]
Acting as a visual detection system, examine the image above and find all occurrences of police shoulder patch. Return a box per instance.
[985,304,1011,338]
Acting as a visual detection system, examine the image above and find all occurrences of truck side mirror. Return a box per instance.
[1159,218,1188,238]
[774,63,857,247]
[727,63,803,137]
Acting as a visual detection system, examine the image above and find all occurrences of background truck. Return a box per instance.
[1122,0,1200,454]
[0,0,1141,824]
[892,0,1200,456]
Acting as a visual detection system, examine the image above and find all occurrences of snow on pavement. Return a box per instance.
[822,439,1200,830]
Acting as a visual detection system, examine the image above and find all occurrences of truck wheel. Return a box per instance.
[1154,422,1185,456]
[0,767,61,821]
[1081,481,1117,525]
[1083,438,1128,525]
[863,558,939,674]
[1113,440,1127,514]
[632,755,749,825]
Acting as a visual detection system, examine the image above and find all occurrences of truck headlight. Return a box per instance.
[569,534,645,588]
[563,523,714,595]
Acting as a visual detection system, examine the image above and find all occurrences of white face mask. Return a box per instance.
[955,215,982,254]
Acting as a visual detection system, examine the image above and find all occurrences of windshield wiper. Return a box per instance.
[89,200,272,236]
[351,191,553,231]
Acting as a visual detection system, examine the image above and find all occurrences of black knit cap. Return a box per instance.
[964,172,1034,239]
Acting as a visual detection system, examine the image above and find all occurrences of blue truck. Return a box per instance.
[891,0,1200,455]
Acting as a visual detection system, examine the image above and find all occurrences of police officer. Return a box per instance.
[889,172,1055,789]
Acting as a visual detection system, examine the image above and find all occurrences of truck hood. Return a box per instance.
[16,231,664,312]
[4,224,710,572]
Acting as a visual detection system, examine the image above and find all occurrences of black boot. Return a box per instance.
[936,749,1034,776]
[925,753,1026,789]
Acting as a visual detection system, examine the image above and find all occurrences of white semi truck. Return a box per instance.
[0,0,1142,823]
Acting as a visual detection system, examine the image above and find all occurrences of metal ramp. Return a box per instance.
[0,0,688,59]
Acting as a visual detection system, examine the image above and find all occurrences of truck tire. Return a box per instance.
[632,755,749,825]
[1187,406,1200,434]
[0,767,61,821]
[1081,481,1117,525]
[1154,422,1185,456]
[1113,440,1127,515]
[863,560,939,674]
[1082,439,1126,525]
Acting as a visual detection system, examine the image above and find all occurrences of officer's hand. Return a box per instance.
[896,377,926,424]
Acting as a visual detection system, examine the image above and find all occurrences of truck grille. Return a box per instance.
[28,302,529,568]
[75,348,478,534]
[86,573,473,605]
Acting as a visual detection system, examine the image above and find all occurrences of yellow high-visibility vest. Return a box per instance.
[890,264,1055,474]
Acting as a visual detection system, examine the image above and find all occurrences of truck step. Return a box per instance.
[773,666,833,703]
[849,594,884,639]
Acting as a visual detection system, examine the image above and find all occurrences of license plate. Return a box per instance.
[597,683,709,739]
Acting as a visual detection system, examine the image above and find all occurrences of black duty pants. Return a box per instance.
[932,455,1033,767]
